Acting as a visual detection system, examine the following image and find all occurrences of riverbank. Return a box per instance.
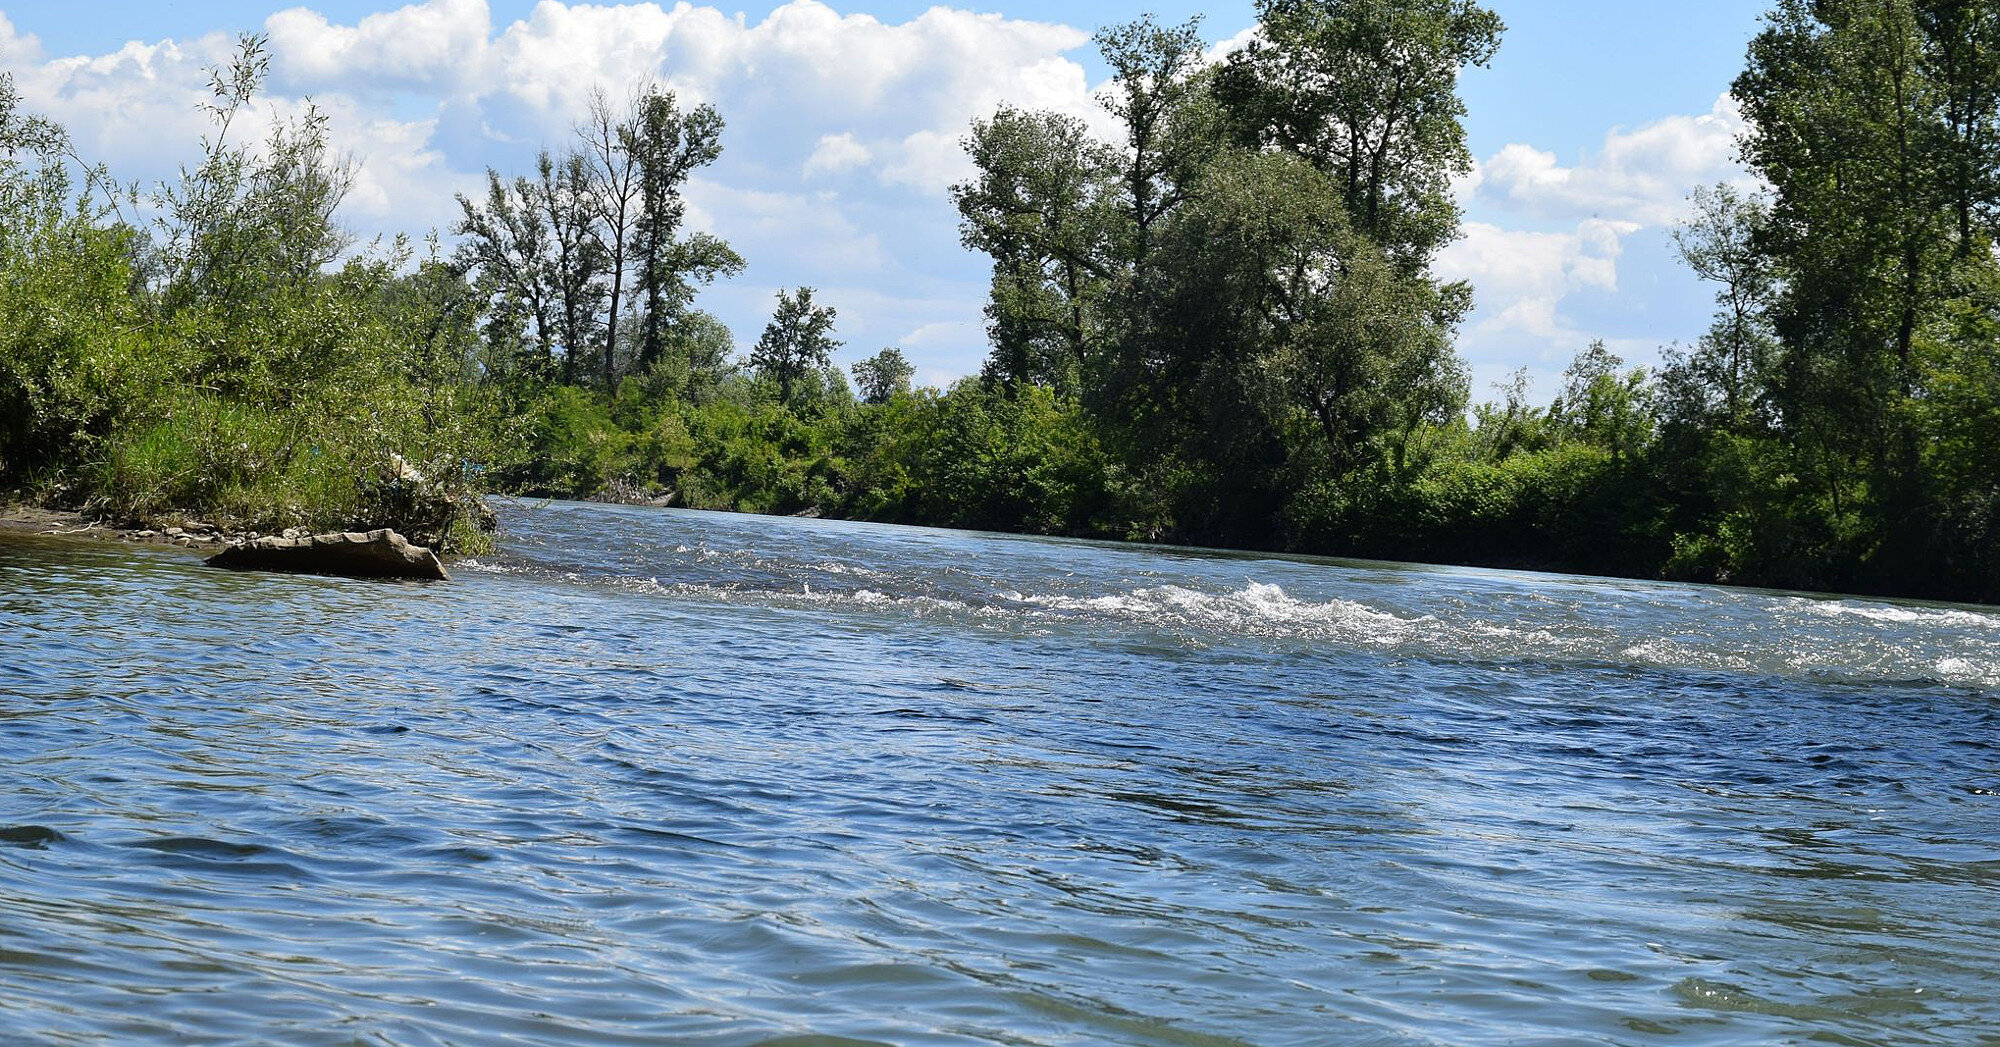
[0,501,387,554]
[0,503,227,550]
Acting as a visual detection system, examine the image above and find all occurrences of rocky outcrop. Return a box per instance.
[205,528,449,581]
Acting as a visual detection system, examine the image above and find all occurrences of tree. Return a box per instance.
[454,170,557,378]
[751,287,840,406]
[1149,151,1468,490]
[672,309,737,403]
[1734,0,2000,549]
[577,86,646,392]
[853,348,916,403]
[1667,183,1781,432]
[154,34,356,317]
[1552,340,1651,464]
[533,150,606,384]
[1215,0,1503,269]
[629,90,742,373]
[1093,16,1214,278]
[953,107,1120,395]
[1917,0,2000,257]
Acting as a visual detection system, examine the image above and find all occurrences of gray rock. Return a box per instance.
[205,528,449,581]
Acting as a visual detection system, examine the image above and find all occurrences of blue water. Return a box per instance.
[3,500,1998,1045]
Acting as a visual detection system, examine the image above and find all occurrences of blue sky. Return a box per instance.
[0,0,1770,400]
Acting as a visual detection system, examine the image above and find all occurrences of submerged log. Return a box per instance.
[205,528,449,581]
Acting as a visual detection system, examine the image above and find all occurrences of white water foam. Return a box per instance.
[480,555,2000,688]
[1006,581,1428,644]
[1775,597,2000,630]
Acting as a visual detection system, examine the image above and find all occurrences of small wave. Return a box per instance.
[0,825,65,849]
[1619,639,1758,674]
[1777,597,2000,630]
[1008,581,1426,644]
[456,558,522,575]
[1936,657,2000,688]
[467,550,2000,689]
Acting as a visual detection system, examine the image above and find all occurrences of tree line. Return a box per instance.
[3,0,1999,602]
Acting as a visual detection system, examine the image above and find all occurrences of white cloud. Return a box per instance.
[0,11,40,64]
[685,180,886,272]
[1440,218,1638,307]
[877,128,974,193]
[803,131,870,177]
[1203,24,1259,64]
[267,0,492,92]
[1440,217,1649,398]
[897,320,978,350]
[1472,93,1749,226]
[1448,94,1760,401]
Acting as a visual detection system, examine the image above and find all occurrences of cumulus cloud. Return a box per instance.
[447,0,1101,172]
[1449,94,1757,398]
[685,181,886,273]
[877,128,975,193]
[267,0,491,92]
[1203,23,1259,64]
[1440,219,1638,306]
[1437,216,1639,368]
[803,132,871,177]
[0,11,40,63]
[1471,94,1749,226]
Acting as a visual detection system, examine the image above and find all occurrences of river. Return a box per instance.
[3,499,1997,1045]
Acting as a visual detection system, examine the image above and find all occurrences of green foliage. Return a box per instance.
[0,41,492,552]
[852,348,915,404]
[954,0,1485,554]
[952,106,1121,396]
[750,287,841,407]
[1215,0,1504,267]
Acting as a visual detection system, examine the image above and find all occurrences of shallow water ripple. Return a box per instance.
[3,502,1999,1045]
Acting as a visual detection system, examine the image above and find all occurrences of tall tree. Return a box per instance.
[953,107,1120,395]
[578,86,646,392]
[1735,0,1966,512]
[1149,151,1467,491]
[629,90,742,373]
[1215,0,1502,269]
[1093,16,1213,279]
[1917,0,2000,256]
[853,347,916,404]
[454,170,557,377]
[751,287,840,406]
[533,150,605,384]
[1668,184,1781,432]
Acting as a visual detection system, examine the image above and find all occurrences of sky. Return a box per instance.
[0,0,1771,400]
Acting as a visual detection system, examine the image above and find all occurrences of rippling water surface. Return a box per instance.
[4,500,1999,1045]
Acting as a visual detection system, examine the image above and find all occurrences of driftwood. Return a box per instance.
[206,528,449,581]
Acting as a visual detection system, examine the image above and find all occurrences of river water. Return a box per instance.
[3,500,1998,1045]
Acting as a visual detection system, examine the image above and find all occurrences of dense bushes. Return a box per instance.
[488,377,1143,537]
[0,61,494,551]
